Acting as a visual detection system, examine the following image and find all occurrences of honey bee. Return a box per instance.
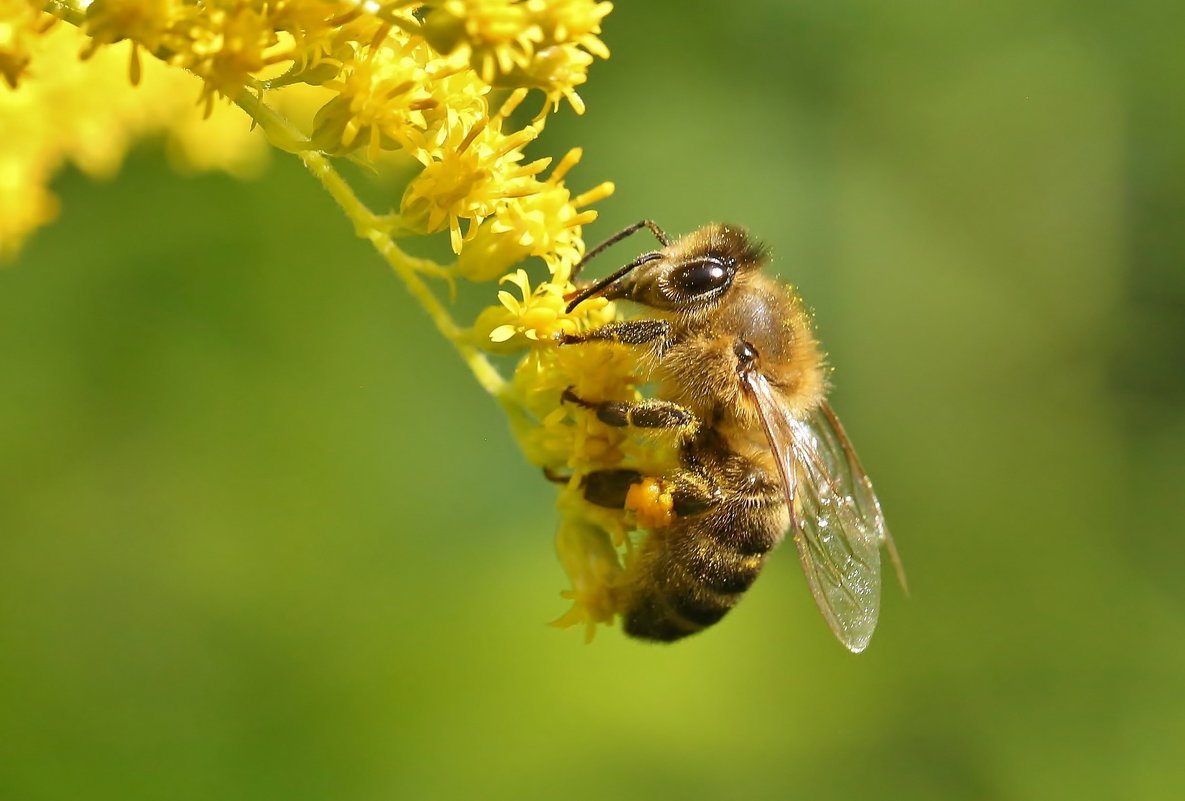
[559,221,906,652]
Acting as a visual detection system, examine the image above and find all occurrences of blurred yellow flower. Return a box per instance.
[551,517,624,642]
[0,12,266,256]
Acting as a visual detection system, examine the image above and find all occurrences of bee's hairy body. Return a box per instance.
[562,221,902,650]
[563,224,825,642]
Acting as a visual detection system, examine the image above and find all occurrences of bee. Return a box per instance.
[559,221,906,652]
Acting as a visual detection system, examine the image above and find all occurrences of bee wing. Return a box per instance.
[813,402,908,596]
[742,373,887,653]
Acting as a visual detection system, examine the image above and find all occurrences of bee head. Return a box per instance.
[596,224,766,313]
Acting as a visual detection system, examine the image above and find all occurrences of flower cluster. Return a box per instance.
[4,0,613,255]
[3,0,654,641]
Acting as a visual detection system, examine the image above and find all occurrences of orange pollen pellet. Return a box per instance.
[624,477,675,530]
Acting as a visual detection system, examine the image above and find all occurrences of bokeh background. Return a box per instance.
[4,2,1185,799]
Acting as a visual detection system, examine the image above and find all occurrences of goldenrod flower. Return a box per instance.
[455,147,613,281]
[1,0,46,88]
[423,0,543,82]
[4,0,651,642]
[551,516,623,642]
[401,116,545,252]
[502,40,591,112]
[422,0,612,111]
[313,34,484,161]
[80,0,176,58]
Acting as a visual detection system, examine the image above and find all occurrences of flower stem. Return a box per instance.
[44,0,83,25]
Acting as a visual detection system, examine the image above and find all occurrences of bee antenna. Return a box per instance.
[566,251,663,313]
[571,219,670,281]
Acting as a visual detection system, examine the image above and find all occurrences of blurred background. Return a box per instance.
[3,1,1185,799]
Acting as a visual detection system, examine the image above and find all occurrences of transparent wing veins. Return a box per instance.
[743,372,895,653]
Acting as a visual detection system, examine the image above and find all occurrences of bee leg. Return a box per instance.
[562,388,697,435]
[558,319,670,348]
[581,468,719,518]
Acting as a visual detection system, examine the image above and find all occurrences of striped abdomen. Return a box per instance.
[622,485,788,642]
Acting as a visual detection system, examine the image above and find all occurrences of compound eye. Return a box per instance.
[671,257,731,297]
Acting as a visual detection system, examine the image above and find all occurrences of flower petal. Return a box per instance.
[489,324,518,343]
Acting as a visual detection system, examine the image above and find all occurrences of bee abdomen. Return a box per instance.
[623,586,731,642]
[623,590,701,642]
[622,519,780,642]
[701,514,783,556]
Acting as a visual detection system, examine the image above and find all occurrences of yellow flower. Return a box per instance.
[423,0,543,83]
[485,268,576,344]
[401,118,546,252]
[420,0,612,112]
[492,148,613,275]
[532,0,612,58]
[499,41,592,113]
[312,32,492,163]
[454,146,614,281]
[82,0,176,50]
[176,4,279,107]
[0,160,58,259]
[551,516,624,643]
[4,1,614,257]
[80,0,177,79]
[0,0,47,88]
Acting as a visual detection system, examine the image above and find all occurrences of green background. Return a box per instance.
[4,2,1185,799]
